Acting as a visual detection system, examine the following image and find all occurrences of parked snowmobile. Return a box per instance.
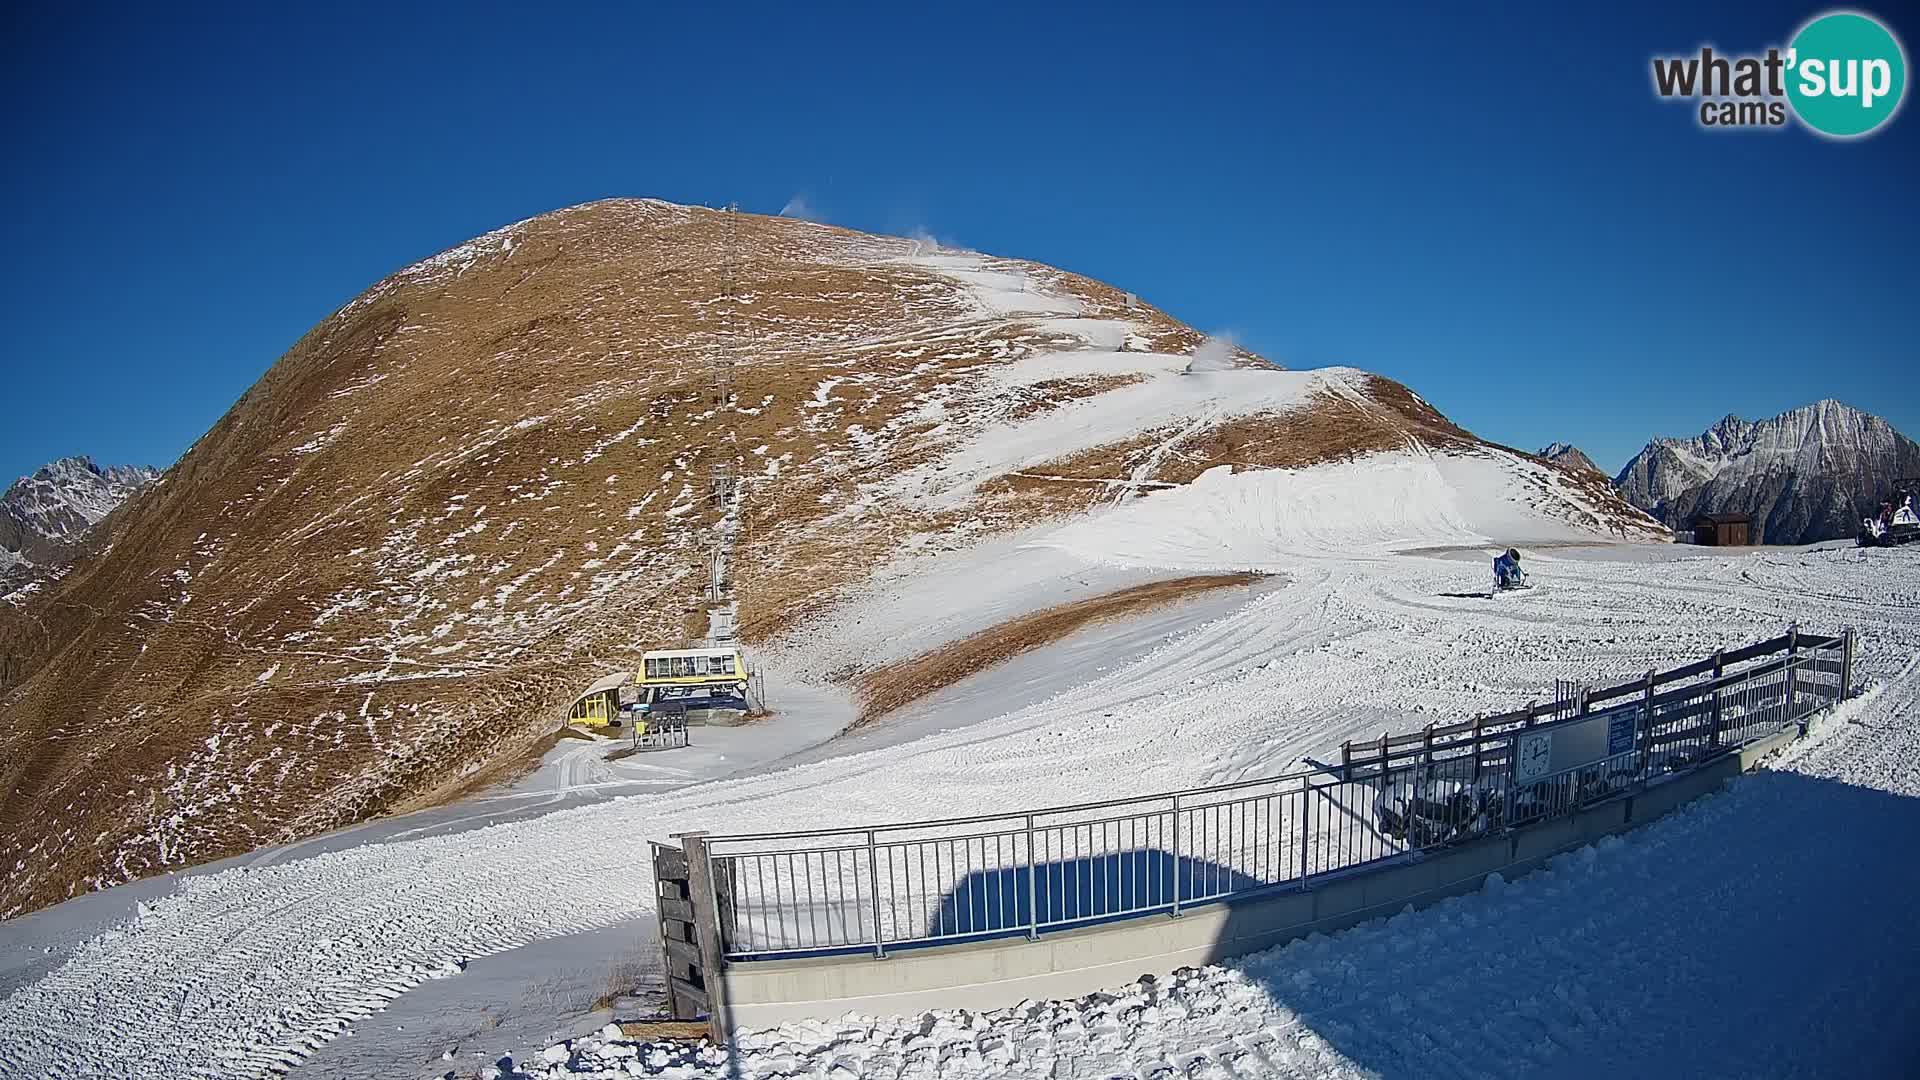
[1859,481,1920,547]
[1492,548,1530,592]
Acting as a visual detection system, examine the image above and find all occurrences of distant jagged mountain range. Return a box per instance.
[0,456,161,590]
[1614,401,1920,545]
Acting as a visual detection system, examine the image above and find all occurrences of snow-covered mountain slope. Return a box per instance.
[1538,440,1602,477]
[0,199,1660,917]
[1,542,1913,1079]
[0,456,158,585]
[1041,452,1647,570]
[1615,401,1920,544]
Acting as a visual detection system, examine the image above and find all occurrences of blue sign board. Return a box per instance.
[1607,710,1637,757]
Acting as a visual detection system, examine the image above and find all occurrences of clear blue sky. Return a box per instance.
[1,2,1914,483]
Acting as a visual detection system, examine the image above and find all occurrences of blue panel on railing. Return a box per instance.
[932,850,1266,936]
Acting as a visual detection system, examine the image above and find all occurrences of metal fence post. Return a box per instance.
[676,831,731,1041]
[1786,625,1800,725]
[865,830,885,959]
[1025,814,1039,941]
[1842,628,1855,701]
[1297,775,1311,885]
[1376,728,1390,794]
[1170,793,1183,917]
[1709,650,1725,750]
[1638,669,1655,780]
[1502,728,1517,830]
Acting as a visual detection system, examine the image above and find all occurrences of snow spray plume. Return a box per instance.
[779,195,819,221]
[907,227,942,257]
[1186,335,1238,374]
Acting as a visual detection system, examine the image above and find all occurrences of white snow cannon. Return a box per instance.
[1859,481,1920,548]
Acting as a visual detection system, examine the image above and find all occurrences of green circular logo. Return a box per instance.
[1787,11,1907,137]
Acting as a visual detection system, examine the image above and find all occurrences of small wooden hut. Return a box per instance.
[1693,513,1753,546]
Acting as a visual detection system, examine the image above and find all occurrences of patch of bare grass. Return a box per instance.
[855,572,1264,725]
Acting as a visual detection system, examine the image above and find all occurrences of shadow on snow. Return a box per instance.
[1212,771,1920,1078]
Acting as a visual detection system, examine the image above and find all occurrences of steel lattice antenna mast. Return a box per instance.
[702,203,743,647]
[714,202,739,407]
[707,201,741,513]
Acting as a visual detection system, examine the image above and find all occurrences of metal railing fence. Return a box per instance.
[696,627,1852,960]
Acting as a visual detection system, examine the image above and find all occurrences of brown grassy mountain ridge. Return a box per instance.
[0,199,1660,915]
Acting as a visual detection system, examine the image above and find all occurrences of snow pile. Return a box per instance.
[1040,449,1598,569]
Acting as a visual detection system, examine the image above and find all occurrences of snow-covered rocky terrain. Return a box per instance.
[2,533,1915,1079]
[1615,400,1920,544]
[0,455,158,592]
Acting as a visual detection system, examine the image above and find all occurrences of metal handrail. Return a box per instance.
[707,639,1825,847]
[698,627,1852,959]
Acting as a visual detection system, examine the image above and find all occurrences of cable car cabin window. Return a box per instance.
[642,651,743,683]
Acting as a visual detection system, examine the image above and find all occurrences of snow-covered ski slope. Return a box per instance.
[544,656,1920,1080]
[1040,452,1616,569]
[3,538,1917,1079]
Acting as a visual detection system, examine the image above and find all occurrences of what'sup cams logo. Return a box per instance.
[1652,10,1907,137]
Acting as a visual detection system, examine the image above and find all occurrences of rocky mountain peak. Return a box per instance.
[1,454,161,579]
[1615,401,1920,544]
[1538,442,1602,476]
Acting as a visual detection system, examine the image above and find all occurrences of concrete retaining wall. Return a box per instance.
[716,725,1801,1030]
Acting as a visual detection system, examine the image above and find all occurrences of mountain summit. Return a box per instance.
[0,456,159,588]
[1537,442,1602,477]
[1615,400,1920,544]
[0,199,1661,914]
